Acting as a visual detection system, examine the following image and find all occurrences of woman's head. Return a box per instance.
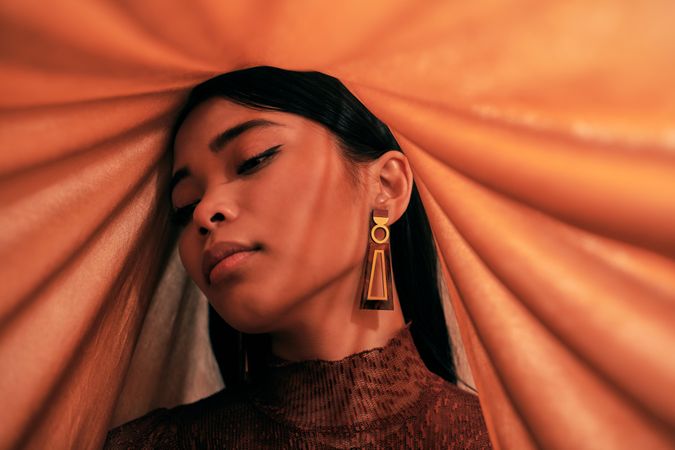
[171,69,412,334]
[169,66,456,383]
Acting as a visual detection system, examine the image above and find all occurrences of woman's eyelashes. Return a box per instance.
[171,145,282,227]
[172,201,199,227]
[236,144,282,175]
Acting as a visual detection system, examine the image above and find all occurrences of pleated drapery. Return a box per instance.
[1,1,674,449]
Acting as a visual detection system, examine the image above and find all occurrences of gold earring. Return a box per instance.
[359,208,394,310]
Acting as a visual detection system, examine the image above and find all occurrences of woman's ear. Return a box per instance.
[368,150,413,224]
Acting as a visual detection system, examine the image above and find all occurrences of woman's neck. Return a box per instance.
[267,273,406,362]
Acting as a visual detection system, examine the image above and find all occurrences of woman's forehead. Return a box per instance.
[171,98,333,170]
[173,98,330,149]
[177,99,282,142]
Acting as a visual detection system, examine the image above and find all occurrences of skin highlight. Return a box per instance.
[171,98,414,362]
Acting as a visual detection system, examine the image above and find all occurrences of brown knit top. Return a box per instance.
[104,322,492,449]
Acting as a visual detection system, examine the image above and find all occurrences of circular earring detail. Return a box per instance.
[370,212,390,244]
[359,208,394,311]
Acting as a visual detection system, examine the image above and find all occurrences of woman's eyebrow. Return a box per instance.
[170,119,285,200]
[209,118,284,153]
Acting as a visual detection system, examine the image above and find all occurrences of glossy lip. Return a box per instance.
[202,241,259,285]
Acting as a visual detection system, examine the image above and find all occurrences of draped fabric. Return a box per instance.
[1,1,674,449]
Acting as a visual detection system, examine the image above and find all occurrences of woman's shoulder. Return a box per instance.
[425,378,493,449]
[434,378,485,413]
[102,406,175,450]
[102,388,243,449]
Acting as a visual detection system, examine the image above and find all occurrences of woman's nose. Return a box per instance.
[193,194,236,236]
[197,212,224,235]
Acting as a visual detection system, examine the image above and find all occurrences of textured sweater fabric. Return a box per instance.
[104,322,492,449]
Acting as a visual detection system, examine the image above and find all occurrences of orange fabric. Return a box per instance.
[1,1,674,449]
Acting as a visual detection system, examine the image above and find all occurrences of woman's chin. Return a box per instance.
[209,296,285,334]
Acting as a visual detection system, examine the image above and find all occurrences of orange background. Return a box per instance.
[1,1,674,449]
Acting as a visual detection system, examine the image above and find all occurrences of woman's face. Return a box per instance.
[171,98,372,333]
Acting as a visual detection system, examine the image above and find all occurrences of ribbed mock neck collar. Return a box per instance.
[249,321,438,431]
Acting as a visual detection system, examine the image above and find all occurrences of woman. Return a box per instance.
[104,66,492,449]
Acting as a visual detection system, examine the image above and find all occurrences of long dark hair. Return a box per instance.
[171,66,457,389]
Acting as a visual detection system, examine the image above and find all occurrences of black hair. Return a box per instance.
[171,66,457,388]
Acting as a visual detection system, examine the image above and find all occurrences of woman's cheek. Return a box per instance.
[178,234,201,285]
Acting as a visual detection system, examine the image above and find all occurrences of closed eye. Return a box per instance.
[171,201,199,227]
[236,144,282,175]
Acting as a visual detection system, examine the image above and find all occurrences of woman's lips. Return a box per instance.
[202,241,260,285]
[208,249,258,284]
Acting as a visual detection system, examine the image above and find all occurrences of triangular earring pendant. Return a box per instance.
[360,209,394,310]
